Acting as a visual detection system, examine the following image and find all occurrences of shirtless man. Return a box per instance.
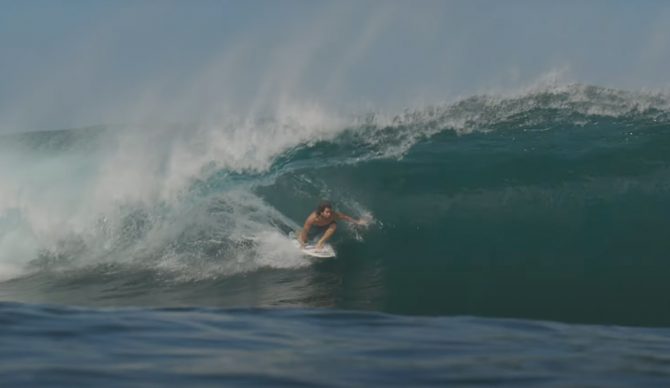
[299,201,366,249]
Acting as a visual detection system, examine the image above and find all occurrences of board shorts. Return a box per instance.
[306,222,336,241]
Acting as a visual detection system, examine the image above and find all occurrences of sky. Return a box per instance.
[1,0,669,132]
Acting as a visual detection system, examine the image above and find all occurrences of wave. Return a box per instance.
[2,84,670,324]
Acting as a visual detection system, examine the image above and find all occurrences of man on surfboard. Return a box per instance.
[299,201,366,249]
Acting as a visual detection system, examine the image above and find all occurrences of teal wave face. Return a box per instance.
[2,85,670,327]
[254,90,670,326]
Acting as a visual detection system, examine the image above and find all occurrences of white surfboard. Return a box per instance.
[291,239,336,258]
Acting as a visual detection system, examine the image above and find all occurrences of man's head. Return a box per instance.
[316,201,333,217]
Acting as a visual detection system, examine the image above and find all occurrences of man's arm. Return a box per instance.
[299,214,314,246]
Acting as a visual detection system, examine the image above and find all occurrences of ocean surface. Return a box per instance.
[2,84,670,385]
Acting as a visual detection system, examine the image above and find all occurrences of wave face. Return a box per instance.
[2,84,670,327]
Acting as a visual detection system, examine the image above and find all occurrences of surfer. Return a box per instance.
[299,201,367,249]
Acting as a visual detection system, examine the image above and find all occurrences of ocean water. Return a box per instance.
[2,84,670,385]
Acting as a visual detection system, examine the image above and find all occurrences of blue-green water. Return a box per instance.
[2,85,670,385]
[3,302,670,387]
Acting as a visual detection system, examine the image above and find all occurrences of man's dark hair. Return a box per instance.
[316,201,333,215]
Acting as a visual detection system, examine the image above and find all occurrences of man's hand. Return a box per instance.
[355,218,369,226]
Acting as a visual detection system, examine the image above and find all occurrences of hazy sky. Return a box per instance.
[1,0,669,132]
